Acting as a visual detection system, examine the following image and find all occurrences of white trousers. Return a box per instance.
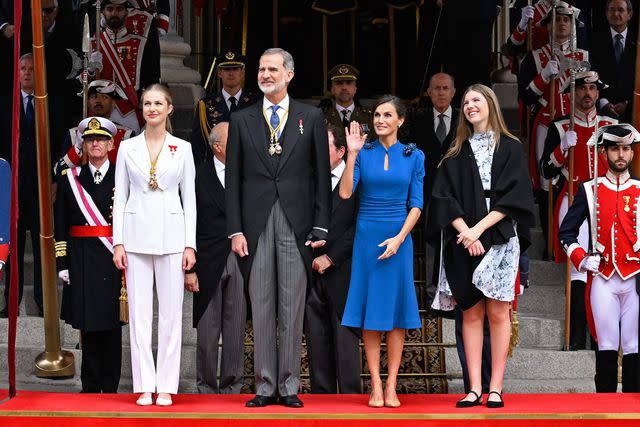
[558,194,589,282]
[591,273,639,354]
[535,123,550,191]
[126,252,184,394]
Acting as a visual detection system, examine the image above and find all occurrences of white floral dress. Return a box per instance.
[432,132,519,310]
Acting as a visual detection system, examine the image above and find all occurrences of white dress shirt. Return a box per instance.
[433,105,452,137]
[88,160,110,181]
[331,160,345,191]
[335,103,355,121]
[213,156,225,188]
[262,95,290,138]
[610,26,628,50]
[222,88,243,112]
[21,89,34,112]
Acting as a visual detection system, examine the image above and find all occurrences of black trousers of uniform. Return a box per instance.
[3,194,42,310]
[455,307,492,394]
[304,275,362,394]
[80,328,122,393]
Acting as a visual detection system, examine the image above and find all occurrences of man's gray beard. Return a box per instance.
[259,80,286,95]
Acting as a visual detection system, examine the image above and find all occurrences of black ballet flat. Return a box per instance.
[486,390,504,408]
[456,390,482,408]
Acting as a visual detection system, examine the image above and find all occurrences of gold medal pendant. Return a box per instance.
[149,165,158,191]
[624,196,631,212]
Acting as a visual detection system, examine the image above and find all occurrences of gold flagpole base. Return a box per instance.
[34,350,75,378]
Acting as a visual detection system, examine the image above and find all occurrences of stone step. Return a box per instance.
[527,227,545,261]
[528,259,565,287]
[445,347,595,380]
[518,283,566,317]
[442,315,564,350]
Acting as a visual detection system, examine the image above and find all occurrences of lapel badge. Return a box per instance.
[169,145,177,156]
[299,119,304,135]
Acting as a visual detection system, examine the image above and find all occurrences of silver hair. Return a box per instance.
[19,52,33,62]
[208,122,229,146]
[261,48,295,71]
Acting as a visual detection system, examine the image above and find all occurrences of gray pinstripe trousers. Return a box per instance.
[196,252,246,394]
[249,200,307,397]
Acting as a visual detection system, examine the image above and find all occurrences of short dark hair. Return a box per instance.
[607,0,633,13]
[326,123,347,152]
[372,94,406,119]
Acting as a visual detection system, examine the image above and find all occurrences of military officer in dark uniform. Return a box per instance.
[54,116,123,393]
[319,64,372,139]
[191,51,260,166]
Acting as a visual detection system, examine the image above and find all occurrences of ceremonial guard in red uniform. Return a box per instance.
[55,80,135,177]
[128,0,171,36]
[541,71,617,349]
[90,0,161,129]
[559,124,640,393]
[55,117,124,393]
[519,2,588,190]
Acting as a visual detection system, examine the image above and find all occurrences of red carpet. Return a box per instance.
[0,391,639,426]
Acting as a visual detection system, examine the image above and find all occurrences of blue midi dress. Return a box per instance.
[341,140,424,331]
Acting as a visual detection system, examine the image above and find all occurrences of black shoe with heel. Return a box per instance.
[486,391,504,408]
[456,390,482,408]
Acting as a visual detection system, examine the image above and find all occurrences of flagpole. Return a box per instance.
[31,0,75,378]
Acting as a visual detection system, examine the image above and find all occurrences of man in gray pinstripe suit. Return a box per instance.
[225,48,331,408]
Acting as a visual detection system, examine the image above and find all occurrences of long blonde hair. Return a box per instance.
[141,83,174,133]
[442,84,518,161]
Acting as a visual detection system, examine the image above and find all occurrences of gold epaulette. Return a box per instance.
[61,169,68,176]
[54,241,67,258]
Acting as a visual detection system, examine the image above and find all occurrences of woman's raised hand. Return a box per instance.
[345,121,368,153]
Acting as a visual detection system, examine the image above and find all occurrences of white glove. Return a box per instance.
[0,261,4,272]
[58,269,70,284]
[541,60,559,81]
[88,51,103,73]
[580,255,601,273]
[561,130,578,151]
[518,5,535,30]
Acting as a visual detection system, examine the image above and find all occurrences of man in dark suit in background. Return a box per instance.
[0,53,63,317]
[226,47,331,408]
[191,52,259,166]
[409,72,458,204]
[590,0,637,123]
[304,124,360,395]
[187,121,246,394]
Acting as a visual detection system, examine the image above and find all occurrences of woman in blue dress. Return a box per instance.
[339,95,424,408]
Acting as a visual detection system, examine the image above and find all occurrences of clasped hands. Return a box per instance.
[457,225,486,257]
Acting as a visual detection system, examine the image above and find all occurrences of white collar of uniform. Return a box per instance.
[606,169,631,185]
[105,26,128,39]
[433,105,452,120]
[331,159,346,180]
[336,103,355,114]
[263,94,290,113]
[222,88,242,103]
[213,155,225,175]
[88,159,110,177]
[610,26,628,40]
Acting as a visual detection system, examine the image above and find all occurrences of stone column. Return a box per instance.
[160,0,204,140]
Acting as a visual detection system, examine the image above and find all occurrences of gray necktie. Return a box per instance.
[614,33,624,63]
[436,113,447,143]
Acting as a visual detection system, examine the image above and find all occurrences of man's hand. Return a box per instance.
[58,269,70,285]
[2,24,14,39]
[603,102,618,117]
[113,245,128,270]
[560,130,578,151]
[312,254,333,274]
[231,234,249,257]
[580,255,601,273]
[518,5,535,31]
[185,272,199,292]
[305,229,327,249]
[541,60,559,81]
[88,51,103,73]
[613,102,628,117]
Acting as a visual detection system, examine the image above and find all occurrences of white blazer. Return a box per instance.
[113,132,197,255]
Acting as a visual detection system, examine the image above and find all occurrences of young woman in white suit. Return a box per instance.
[113,84,197,407]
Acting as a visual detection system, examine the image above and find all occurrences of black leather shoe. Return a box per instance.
[486,391,504,408]
[456,390,482,408]
[280,395,304,408]
[245,395,278,407]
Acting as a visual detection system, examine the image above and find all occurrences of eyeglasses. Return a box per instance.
[42,7,57,14]
[84,137,111,144]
